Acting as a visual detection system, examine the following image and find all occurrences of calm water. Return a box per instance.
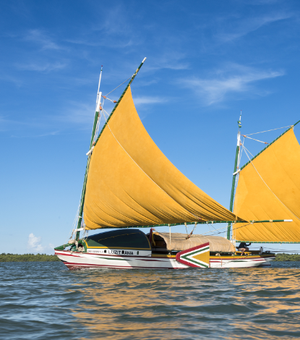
[1,261,300,340]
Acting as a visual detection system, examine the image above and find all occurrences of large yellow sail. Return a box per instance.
[83,86,242,229]
[233,128,300,243]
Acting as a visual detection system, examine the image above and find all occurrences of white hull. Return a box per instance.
[55,250,273,270]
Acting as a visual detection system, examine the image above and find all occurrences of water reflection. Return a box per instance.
[71,265,300,339]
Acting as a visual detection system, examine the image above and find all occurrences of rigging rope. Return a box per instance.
[185,222,198,239]
[242,135,268,144]
[246,125,292,136]
[192,219,276,238]
[184,222,188,235]
[102,95,117,104]
[105,77,131,97]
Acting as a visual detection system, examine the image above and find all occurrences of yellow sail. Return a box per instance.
[83,86,242,229]
[233,128,300,243]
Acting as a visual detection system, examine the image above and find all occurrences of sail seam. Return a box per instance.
[102,109,201,221]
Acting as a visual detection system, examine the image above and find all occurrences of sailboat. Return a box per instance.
[54,59,294,270]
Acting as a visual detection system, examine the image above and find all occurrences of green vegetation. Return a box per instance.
[274,253,300,261]
[0,253,59,262]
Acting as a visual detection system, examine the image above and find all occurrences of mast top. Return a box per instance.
[238,110,242,129]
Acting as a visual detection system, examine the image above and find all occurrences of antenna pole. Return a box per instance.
[227,110,242,240]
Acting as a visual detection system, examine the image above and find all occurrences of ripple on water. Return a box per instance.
[1,262,300,339]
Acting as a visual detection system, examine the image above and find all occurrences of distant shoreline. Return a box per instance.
[0,252,299,262]
[273,253,300,261]
[0,253,59,262]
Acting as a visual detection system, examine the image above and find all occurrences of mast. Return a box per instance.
[227,111,242,240]
[75,66,103,240]
[75,59,147,240]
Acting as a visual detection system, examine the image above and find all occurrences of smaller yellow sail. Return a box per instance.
[84,86,243,229]
[233,128,300,243]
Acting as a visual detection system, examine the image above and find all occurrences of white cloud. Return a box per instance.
[0,75,23,87]
[217,12,293,43]
[24,29,61,50]
[181,64,285,106]
[16,62,66,73]
[96,4,134,38]
[59,101,95,126]
[28,233,44,252]
[85,4,140,50]
[146,52,189,72]
[133,96,167,106]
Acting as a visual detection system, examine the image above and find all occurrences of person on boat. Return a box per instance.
[237,242,251,256]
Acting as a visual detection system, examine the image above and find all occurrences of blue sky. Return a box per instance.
[1,0,300,254]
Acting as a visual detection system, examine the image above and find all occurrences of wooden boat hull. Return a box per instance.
[55,249,274,270]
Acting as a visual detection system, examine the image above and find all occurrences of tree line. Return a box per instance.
[0,253,59,262]
[273,253,300,261]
